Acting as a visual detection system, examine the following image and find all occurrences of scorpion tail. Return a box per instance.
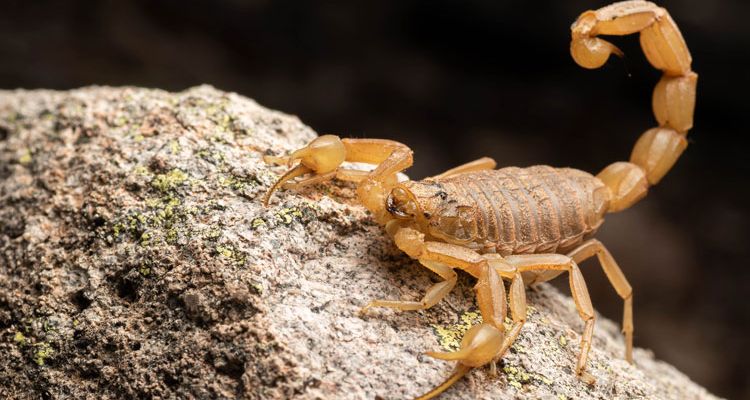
[571,1,697,213]
[414,364,471,400]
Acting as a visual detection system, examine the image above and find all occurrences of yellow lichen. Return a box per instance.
[214,244,246,265]
[503,364,532,389]
[13,331,26,345]
[216,244,234,258]
[33,342,53,366]
[140,232,152,246]
[275,207,304,225]
[112,115,128,127]
[217,174,250,191]
[151,169,188,192]
[430,310,482,351]
[112,223,125,237]
[18,148,32,165]
[204,228,222,240]
[512,342,529,354]
[251,282,264,294]
[133,165,151,177]
[169,140,181,154]
[165,228,178,243]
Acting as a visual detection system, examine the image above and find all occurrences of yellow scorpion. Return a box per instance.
[263,1,697,398]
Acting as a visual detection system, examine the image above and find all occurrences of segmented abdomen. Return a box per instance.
[438,166,608,255]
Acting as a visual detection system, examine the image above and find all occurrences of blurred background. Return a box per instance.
[1,0,748,397]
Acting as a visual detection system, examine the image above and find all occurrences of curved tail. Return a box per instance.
[571,1,697,213]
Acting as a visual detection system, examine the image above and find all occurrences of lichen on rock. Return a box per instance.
[0,86,721,399]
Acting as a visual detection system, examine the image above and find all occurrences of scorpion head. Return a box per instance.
[386,180,477,243]
[385,186,421,220]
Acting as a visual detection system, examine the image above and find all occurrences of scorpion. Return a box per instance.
[262,1,697,398]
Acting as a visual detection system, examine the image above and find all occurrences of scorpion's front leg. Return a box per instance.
[360,257,457,313]
[374,228,512,400]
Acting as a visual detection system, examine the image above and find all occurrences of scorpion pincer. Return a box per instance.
[262,1,697,398]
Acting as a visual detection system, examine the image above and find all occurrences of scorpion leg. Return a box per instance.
[568,239,634,363]
[380,228,507,400]
[360,259,457,312]
[505,253,597,382]
[484,254,528,364]
[430,157,496,179]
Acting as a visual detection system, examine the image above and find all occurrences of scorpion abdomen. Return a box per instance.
[436,166,608,256]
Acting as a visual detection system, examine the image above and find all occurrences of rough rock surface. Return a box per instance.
[0,86,720,400]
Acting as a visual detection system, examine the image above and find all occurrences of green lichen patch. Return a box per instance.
[214,243,247,266]
[275,207,304,225]
[14,331,26,345]
[33,342,54,366]
[18,148,32,165]
[169,140,181,154]
[133,165,152,177]
[430,310,483,352]
[503,364,554,390]
[217,174,259,192]
[250,206,316,231]
[151,169,189,193]
[202,227,223,241]
[109,194,200,248]
[250,281,264,294]
[196,148,226,165]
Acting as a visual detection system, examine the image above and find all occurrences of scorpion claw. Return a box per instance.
[417,324,504,398]
[262,163,313,207]
[262,135,347,206]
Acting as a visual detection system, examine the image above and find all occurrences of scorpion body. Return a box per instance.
[262,1,697,398]
[401,166,608,256]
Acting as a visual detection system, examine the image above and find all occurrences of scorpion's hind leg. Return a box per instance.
[568,239,634,363]
[505,254,597,383]
[430,157,496,179]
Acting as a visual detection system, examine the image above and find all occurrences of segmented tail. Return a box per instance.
[571,1,697,213]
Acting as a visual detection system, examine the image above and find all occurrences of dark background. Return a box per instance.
[1,0,748,398]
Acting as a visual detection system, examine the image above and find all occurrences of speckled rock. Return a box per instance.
[0,86,720,400]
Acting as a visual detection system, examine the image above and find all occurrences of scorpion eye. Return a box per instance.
[387,187,417,219]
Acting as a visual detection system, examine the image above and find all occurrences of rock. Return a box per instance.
[0,86,720,399]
